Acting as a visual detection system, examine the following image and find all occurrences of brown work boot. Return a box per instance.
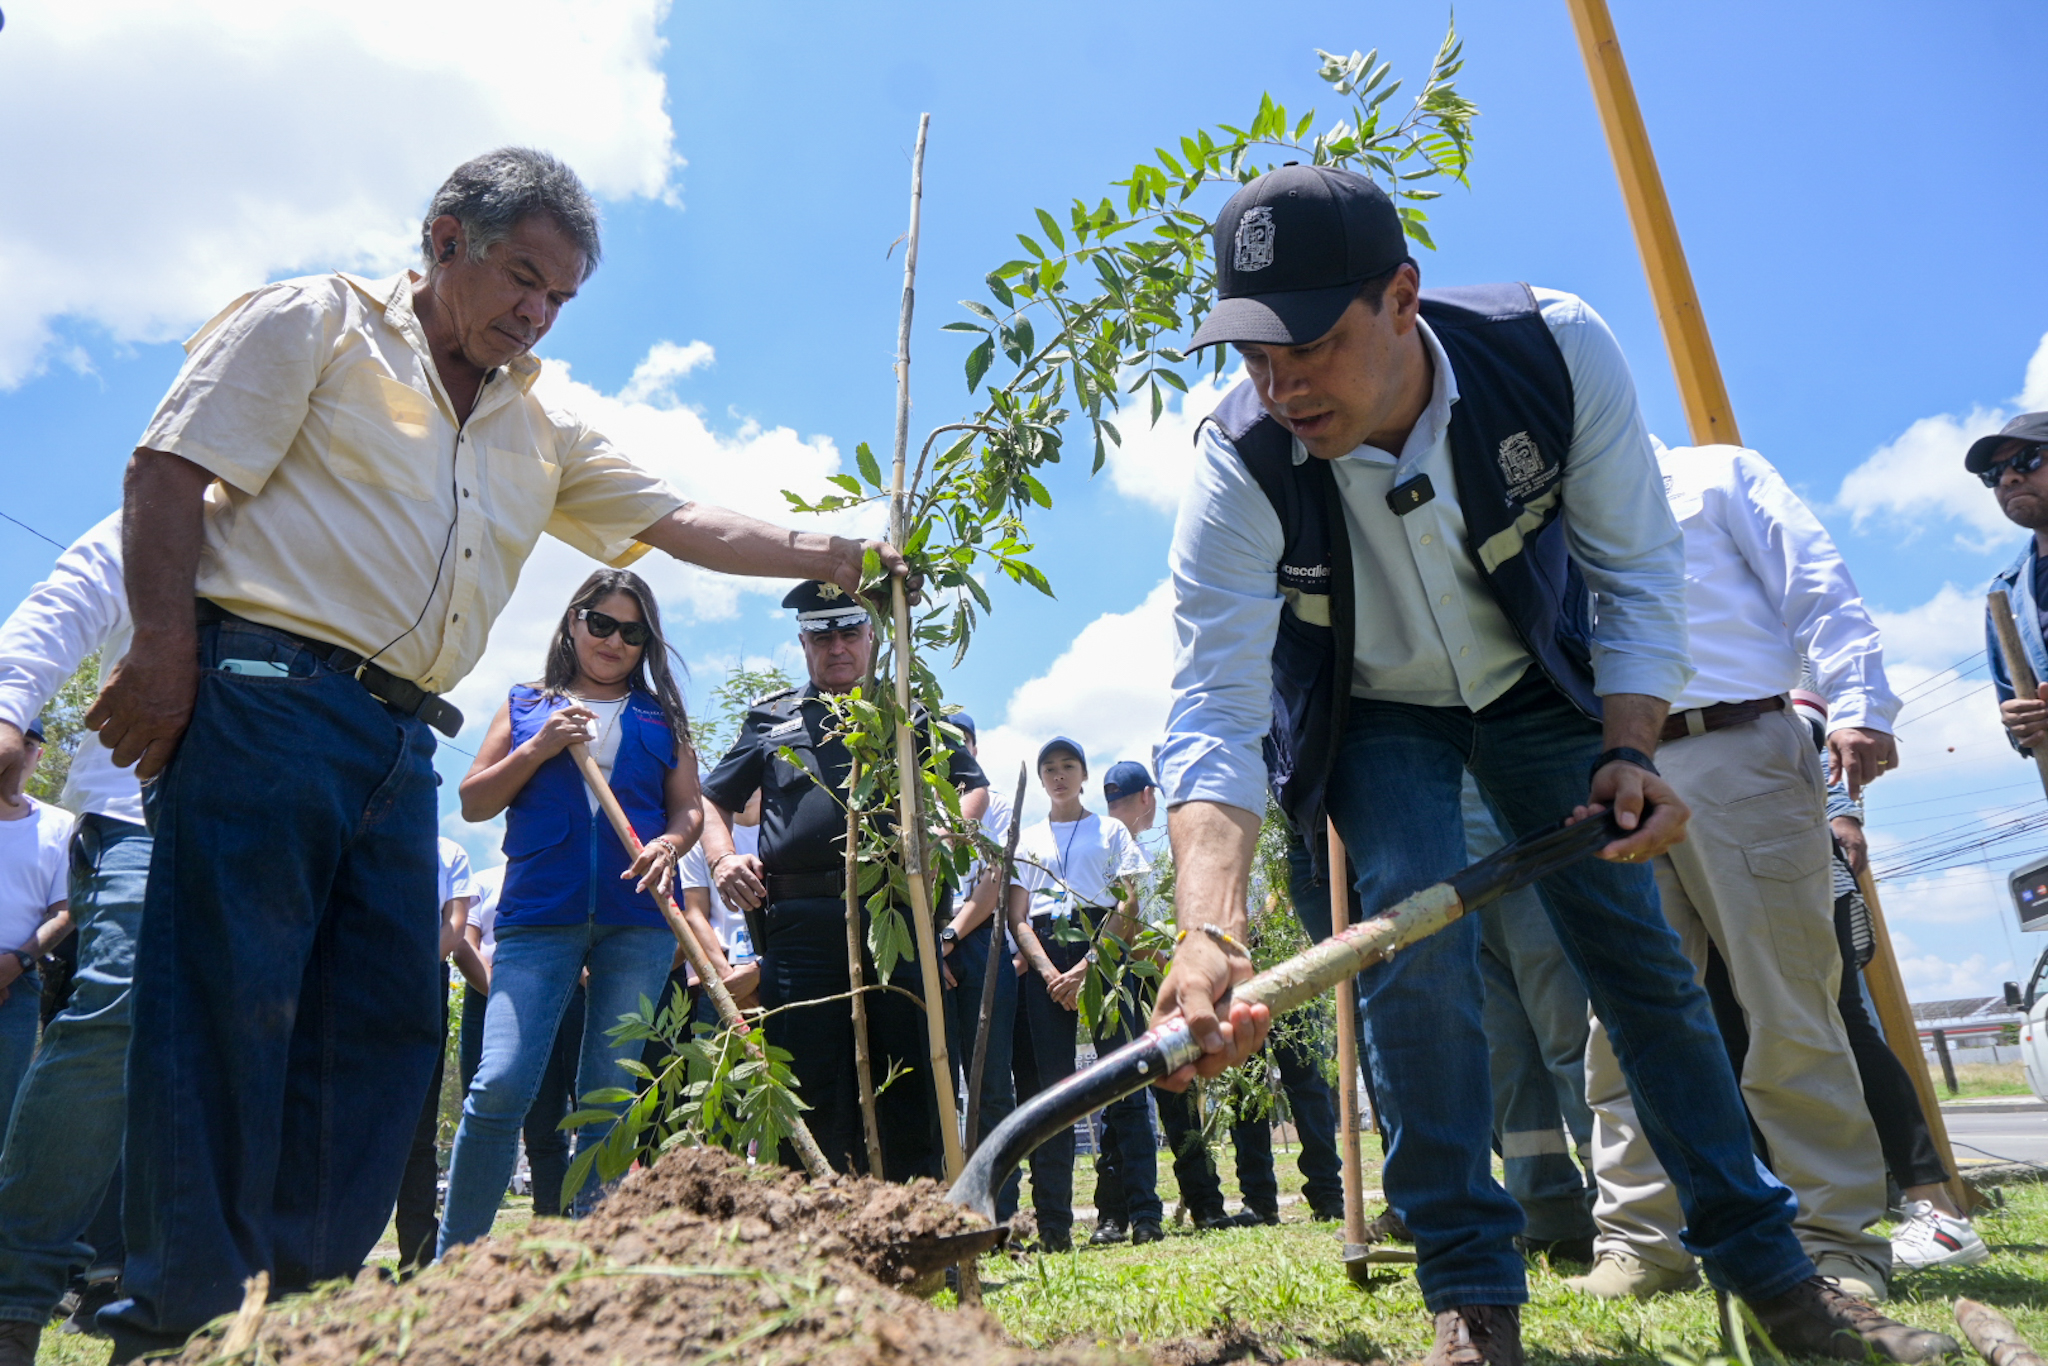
[1744,1276,1959,1363]
[1414,1305,1523,1366]
[1365,1206,1413,1244]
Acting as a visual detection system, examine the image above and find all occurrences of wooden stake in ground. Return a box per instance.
[1567,0,1973,1213]
[1325,821,1373,1279]
[883,111,966,1182]
[1957,1299,2047,1366]
[845,755,886,1175]
[965,763,1029,1149]
[567,742,834,1181]
[1563,0,1740,448]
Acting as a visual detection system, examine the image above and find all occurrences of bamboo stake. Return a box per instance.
[1988,589,2048,796]
[1325,821,1370,1265]
[1858,862,1979,1214]
[846,755,886,1175]
[1563,0,1740,448]
[567,743,833,1181]
[885,111,966,1181]
[1957,1299,2047,1366]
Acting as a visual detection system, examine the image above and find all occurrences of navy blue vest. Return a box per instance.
[497,685,676,929]
[1204,282,1592,834]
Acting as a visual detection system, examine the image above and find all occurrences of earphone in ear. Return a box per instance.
[439,241,456,263]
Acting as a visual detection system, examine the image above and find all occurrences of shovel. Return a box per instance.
[939,811,1622,1249]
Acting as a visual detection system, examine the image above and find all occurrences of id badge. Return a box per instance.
[1048,887,1071,921]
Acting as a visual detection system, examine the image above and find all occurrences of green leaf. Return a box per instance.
[1016,233,1046,261]
[1012,315,1036,358]
[855,441,882,487]
[985,272,1014,307]
[965,337,994,391]
[1019,472,1053,508]
[940,320,986,334]
[1034,208,1066,250]
[827,473,862,495]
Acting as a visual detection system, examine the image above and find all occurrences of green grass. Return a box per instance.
[970,1164,2048,1362]
[1943,1062,2035,1099]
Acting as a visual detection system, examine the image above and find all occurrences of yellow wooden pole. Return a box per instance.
[1562,0,1740,447]
[1325,822,1371,1267]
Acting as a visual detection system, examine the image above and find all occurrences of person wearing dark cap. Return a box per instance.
[1974,415,2048,753]
[1149,162,1952,1365]
[700,582,988,1179]
[1004,738,1158,1252]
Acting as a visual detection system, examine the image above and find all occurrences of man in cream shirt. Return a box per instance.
[82,148,905,1358]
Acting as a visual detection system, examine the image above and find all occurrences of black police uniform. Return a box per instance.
[702,679,987,1180]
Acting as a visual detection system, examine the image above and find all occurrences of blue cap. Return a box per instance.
[952,712,977,740]
[1101,760,1157,803]
[1036,736,1086,773]
[22,715,46,744]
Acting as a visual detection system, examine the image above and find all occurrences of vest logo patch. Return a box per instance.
[1278,561,1330,594]
[1235,207,1276,272]
[1496,430,1555,501]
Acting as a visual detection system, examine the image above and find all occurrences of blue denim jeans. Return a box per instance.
[438,921,674,1250]
[0,971,40,1148]
[1324,674,1808,1309]
[1465,780,1597,1245]
[102,622,444,1355]
[0,814,149,1324]
[943,920,1019,1221]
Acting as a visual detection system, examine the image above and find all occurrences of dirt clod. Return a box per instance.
[172,1147,1129,1366]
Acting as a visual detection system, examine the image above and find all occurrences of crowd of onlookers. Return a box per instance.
[2,144,2045,1366]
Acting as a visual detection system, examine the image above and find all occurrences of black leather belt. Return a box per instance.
[195,600,465,738]
[765,870,845,901]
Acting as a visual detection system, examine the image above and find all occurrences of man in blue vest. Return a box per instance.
[1149,164,1951,1366]
[1975,413,2048,745]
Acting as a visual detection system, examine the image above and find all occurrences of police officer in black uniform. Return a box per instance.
[699,581,988,1180]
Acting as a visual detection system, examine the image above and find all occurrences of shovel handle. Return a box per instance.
[946,812,1619,1219]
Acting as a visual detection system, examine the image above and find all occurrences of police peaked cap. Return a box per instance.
[782,580,869,633]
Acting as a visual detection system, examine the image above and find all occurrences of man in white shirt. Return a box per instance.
[1005,738,1157,1251]
[0,719,73,1121]
[0,516,148,1362]
[79,149,909,1358]
[1572,442,1900,1301]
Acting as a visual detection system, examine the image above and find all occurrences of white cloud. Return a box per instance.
[975,580,1177,823]
[1102,369,1236,513]
[441,340,878,734]
[1832,332,2048,549]
[0,0,681,387]
[1889,929,2010,1000]
[619,340,716,405]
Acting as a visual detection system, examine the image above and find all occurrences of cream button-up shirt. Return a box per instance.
[139,271,685,693]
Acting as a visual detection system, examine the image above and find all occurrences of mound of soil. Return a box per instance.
[174,1147,1133,1366]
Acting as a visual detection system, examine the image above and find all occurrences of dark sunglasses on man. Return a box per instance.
[1980,443,2048,488]
[577,608,651,648]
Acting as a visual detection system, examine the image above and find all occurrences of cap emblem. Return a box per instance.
[816,581,846,600]
[1234,206,1275,272]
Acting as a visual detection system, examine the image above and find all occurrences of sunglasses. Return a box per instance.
[1981,444,2048,488]
[577,608,651,648]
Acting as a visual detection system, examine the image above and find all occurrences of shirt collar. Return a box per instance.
[342,271,544,396]
[1290,314,1459,471]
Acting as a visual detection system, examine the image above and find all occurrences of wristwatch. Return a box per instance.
[6,950,31,975]
[939,926,959,945]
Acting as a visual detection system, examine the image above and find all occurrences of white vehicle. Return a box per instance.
[2001,948,2048,1100]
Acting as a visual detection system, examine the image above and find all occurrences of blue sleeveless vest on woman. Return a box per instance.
[496,685,675,930]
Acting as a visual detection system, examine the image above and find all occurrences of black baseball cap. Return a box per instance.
[1189,164,1411,350]
[1965,412,2048,474]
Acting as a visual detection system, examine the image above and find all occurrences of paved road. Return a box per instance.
[1945,1105,2048,1167]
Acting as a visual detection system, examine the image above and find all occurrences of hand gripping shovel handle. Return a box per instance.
[944,811,1621,1219]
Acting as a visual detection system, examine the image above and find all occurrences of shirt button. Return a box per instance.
[464,549,473,559]
[1419,534,1433,545]
[462,488,471,498]
[1440,594,1452,605]
[1460,646,1470,657]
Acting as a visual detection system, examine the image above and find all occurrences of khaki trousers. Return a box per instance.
[1583,708,1890,1282]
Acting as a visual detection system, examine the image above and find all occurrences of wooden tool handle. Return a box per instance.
[1326,821,1371,1256]
[1987,589,2048,795]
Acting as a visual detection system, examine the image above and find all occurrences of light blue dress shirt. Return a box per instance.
[1158,288,1692,816]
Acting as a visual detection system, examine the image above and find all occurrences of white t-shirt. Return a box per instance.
[466,864,505,967]
[577,695,630,813]
[0,796,74,954]
[1012,811,1148,919]
[437,837,478,911]
[679,822,759,971]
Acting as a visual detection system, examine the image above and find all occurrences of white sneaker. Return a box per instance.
[1890,1200,1990,1270]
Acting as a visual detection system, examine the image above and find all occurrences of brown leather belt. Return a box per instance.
[1661,695,1784,743]
[765,870,845,901]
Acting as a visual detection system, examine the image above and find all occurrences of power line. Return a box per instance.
[0,511,64,551]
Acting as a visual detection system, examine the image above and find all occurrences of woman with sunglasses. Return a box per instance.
[437,568,699,1252]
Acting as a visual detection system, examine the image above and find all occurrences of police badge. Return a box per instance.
[1234,206,1275,272]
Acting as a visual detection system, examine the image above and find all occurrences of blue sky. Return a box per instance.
[4,0,2046,996]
